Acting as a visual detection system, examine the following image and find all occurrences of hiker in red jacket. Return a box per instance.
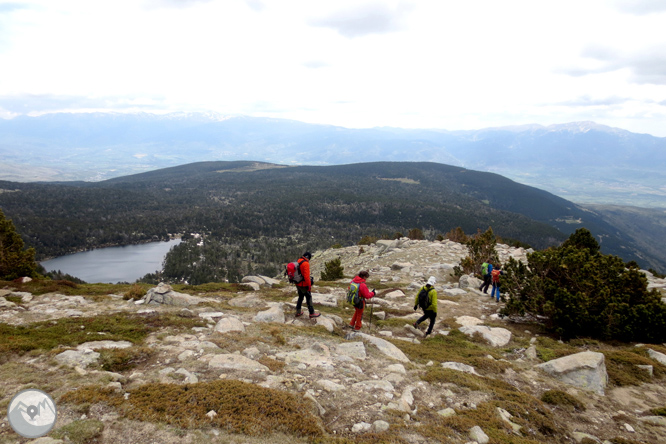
[295,252,320,318]
[348,270,376,330]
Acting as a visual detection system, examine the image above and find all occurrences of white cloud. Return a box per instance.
[308,1,414,38]
[0,0,664,136]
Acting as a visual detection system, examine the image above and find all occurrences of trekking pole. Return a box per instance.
[368,299,374,331]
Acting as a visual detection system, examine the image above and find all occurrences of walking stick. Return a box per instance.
[368,299,373,331]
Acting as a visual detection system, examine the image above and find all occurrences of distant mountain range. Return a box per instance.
[1,112,665,207]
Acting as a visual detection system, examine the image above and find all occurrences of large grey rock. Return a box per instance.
[535,351,608,395]
[384,290,406,299]
[647,348,666,366]
[0,297,16,308]
[254,305,285,323]
[208,354,269,372]
[241,276,266,286]
[240,282,261,291]
[353,332,410,363]
[77,341,133,351]
[391,262,413,271]
[497,407,522,433]
[142,283,205,306]
[459,274,482,289]
[459,325,512,347]
[55,349,100,368]
[316,379,345,392]
[442,361,480,375]
[455,316,484,327]
[335,341,367,360]
[258,275,281,286]
[315,316,336,332]
[638,416,666,426]
[214,316,246,333]
[469,425,489,444]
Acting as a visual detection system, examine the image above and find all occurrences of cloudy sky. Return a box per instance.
[1,0,665,136]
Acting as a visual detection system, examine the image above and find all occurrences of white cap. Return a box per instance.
[427,276,436,286]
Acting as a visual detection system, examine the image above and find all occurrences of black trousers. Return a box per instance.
[479,274,491,293]
[296,286,314,315]
[416,309,437,334]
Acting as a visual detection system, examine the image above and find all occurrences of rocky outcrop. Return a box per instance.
[140,283,207,306]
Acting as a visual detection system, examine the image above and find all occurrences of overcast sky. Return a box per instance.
[1,0,665,136]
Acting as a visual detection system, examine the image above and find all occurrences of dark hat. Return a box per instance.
[303,252,312,259]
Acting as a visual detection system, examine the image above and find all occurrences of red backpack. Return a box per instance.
[491,269,501,283]
[285,261,303,284]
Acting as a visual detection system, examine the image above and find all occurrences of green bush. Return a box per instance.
[407,228,425,240]
[458,227,498,275]
[358,235,378,245]
[320,257,344,281]
[0,209,37,280]
[501,228,666,342]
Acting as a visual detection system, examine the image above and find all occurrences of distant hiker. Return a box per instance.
[348,270,376,331]
[479,260,493,294]
[491,266,504,302]
[413,276,438,337]
[294,252,320,318]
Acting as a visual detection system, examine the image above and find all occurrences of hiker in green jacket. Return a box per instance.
[413,276,438,337]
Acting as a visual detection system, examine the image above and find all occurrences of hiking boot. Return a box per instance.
[309,312,321,318]
[413,322,419,329]
[295,311,304,317]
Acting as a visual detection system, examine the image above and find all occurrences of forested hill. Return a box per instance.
[0,161,660,272]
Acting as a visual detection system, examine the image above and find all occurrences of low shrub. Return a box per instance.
[540,390,586,411]
[98,346,154,372]
[61,381,324,438]
[52,419,104,444]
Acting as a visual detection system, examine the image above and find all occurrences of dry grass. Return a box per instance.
[61,380,324,439]
[0,312,206,355]
[540,390,586,412]
[390,330,511,374]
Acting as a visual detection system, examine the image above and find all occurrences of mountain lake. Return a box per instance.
[40,238,181,284]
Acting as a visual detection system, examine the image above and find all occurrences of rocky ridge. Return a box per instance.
[1,238,666,444]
